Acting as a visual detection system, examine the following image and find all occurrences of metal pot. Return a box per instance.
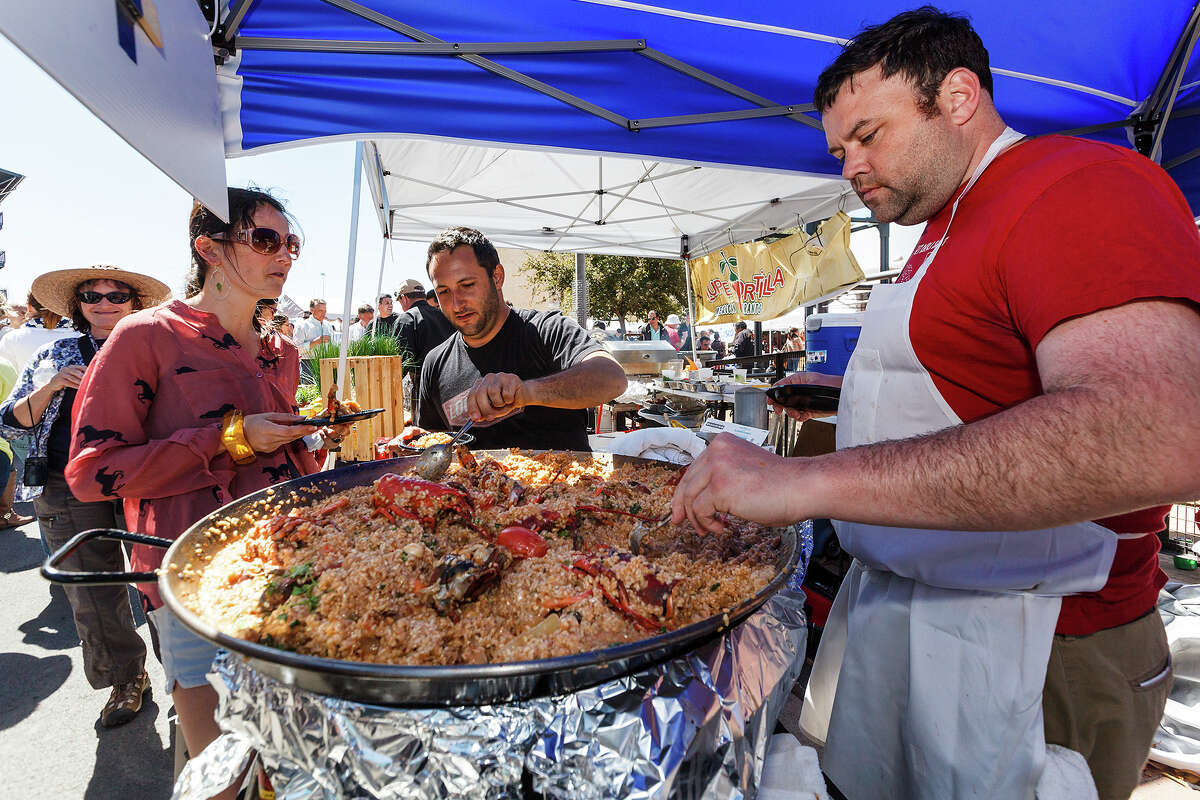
[44,452,799,707]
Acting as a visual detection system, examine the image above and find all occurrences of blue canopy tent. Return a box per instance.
[213,0,1200,218]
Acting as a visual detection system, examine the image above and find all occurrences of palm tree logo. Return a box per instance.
[717,250,739,283]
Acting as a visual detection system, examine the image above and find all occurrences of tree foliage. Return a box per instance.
[521,252,687,333]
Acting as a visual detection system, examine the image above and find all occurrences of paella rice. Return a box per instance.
[410,431,454,448]
[178,450,782,665]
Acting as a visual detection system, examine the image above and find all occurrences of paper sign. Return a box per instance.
[700,418,769,446]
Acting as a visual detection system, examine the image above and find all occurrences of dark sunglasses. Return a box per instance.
[77,290,134,305]
[214,227,301,259]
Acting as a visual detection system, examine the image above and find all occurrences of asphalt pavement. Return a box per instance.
[0,505,176,798]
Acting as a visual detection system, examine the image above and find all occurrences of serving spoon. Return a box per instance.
[630,513,672,556]
[412,419,475,481]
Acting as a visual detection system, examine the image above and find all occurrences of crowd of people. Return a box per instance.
[7,10,1199,800]
[591,310,803,365]
[247,276,454,376]
[0,198,625,793]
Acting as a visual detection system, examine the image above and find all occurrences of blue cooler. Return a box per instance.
[804,312,863,376]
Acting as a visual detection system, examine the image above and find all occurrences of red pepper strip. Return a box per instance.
[571,556,599,576]
[598,585,660,633]
[318,497,350,516]
[540,589,593,609]
[574,505,660,523]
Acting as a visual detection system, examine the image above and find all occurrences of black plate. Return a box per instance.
[293,408,386,426]
[765,383,841,413]
[394,433,476,452]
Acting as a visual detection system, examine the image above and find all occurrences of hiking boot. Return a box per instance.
[100,671,150,727]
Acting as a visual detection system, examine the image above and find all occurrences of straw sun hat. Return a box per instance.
[31,265,171,318]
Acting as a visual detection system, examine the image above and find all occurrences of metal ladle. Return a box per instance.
[412,420,475,481]
[630,513,672,555]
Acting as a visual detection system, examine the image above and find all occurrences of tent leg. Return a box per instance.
[337,142,364,402]
[369,237,389,336]
[574,252,588,326]
[369,142,392,337]
[681,235,698,363]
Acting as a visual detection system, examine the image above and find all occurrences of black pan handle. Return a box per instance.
[42,528,174,585]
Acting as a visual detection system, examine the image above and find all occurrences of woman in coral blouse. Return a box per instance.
[66,188,347,786]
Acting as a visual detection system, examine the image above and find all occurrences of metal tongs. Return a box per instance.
[412,420,475,481]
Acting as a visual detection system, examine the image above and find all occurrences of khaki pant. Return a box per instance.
[36,473,146,689]
[1044,609,1172,800]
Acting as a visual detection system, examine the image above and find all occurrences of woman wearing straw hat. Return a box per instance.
[0,265,170,727]
[65,188,348,795]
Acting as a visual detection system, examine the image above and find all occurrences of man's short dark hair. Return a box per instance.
[357,303,374,315]
[425,288,437,301]
[735,320,748,331]
[426,226,500,278]
[813,6,992,116]
[378,293,392,303]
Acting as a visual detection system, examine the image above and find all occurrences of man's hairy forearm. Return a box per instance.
[526,354,627,409]
[800,381,1200,531]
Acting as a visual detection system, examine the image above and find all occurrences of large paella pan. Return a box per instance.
[45,450,799,706]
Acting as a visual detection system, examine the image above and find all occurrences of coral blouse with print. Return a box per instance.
[65,300,319,607]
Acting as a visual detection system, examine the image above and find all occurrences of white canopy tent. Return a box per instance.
[360,139,857,259]
[346,138,861,369]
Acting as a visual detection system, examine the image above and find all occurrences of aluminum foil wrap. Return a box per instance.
[174,523,811,800]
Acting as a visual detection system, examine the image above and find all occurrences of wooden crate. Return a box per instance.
[318,356,405,461]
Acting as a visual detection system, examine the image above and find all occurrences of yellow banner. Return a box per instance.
[689,211,864,325]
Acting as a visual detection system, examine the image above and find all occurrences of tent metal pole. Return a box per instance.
[321,0,629,128]
[1142,5,1200,118]
[1165,145,1200,170]
[681,235,698,364]
[574,253,588,326]
[369,238,389,337]
[222,0,256,38]
[368,143,391,337]
[638,47,823,130]
[631,104,812,131]
[236,37,646,55]
[337,142,365,403]
[1151,22,1200,163]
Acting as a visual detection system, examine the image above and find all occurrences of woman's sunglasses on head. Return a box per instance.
[77,290,134,305]
[213,227,301,259]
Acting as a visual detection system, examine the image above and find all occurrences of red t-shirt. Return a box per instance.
[898,135,1200,636]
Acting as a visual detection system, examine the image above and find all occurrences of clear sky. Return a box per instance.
[0,35,921,317]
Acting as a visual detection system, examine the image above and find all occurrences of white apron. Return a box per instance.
[798,129,1132,799]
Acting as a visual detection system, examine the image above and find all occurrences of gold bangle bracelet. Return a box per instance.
[220,409,257,465]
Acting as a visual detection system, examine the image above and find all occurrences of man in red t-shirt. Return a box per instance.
[672,8,1200,800]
